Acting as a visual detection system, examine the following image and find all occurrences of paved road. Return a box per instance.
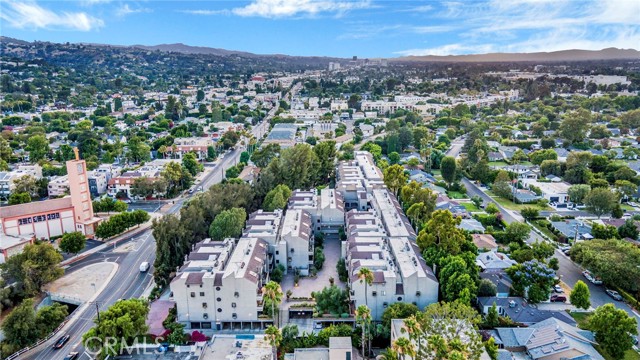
[460,178,640,337]
[23,120,271,360]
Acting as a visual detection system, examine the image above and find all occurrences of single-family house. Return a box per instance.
[476,250,517,271]
[478,297,577,326]
[551,219,593,241]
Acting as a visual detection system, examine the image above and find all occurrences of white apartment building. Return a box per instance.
[170,237,271,331]
[167,137,214,160]
[106,166,162,198]
[330,100,348,112]
[47,175,69,197]
[343,189,439,320]
[244,210,287,270]
[0,164,43,198]
[336,151,385,210]
[280,209,314,275]
[88,171,108,197]
[288,188,345,234]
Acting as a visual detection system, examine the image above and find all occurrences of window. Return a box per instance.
[275,251,279,255]
[200,292,205,297]
[234,292,239,298]
[217,297,222,302]
[191,322,201,329]
[416,291,421,297]
[232,302,237,308]
[190,292,196,298]
[383,302,388,308]
[217,308,222,313]
[201,322,212,329]
[202,303,208,308]
[291,248,295,253]
[372,291,377,297]
[232,313,238,319]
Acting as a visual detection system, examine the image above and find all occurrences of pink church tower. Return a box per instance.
[66,148,100,237]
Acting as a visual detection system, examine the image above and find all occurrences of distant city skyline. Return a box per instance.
[1,0,639,58]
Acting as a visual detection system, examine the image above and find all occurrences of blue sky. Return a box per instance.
[1,0,639,58]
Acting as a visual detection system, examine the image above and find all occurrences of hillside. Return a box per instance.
[394,48,640,62]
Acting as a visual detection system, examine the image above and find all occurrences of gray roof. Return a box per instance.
[478,296,577,326]
[551,220,592,239]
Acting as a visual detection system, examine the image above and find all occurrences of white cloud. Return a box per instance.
[339,23,454,40]
[116,4,152,17]
[231,0,372,18]
[394,43,496,56]
[0,1,104,31]
[180,9,231,16]
[412,25,455,34]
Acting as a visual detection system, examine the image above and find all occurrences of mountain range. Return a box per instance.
[2,37,639,62]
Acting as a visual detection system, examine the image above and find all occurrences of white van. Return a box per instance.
[139,262,150,272]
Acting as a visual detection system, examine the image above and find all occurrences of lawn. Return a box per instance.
[488,161,509,167]
[569,312,640,360]
[485,190,550,212]
[531,221,559,241]
[621,204,636,211]
[460,202,480,211]
[447,191,468,199]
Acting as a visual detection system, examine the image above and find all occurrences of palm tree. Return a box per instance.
[265,325,282,360]
[379,348,399,360]
[171,144,178,159]
[401,316,422,356]
[355,305,371,359]
[262,281,283,326]
[358,267,374,308]
[158,145,167,159]
[393,337,416,360]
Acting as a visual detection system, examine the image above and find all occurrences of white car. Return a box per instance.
[139,262,150,272]
[554,285,563,293]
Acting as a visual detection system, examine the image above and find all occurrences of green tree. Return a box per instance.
[1,298,39,348]
[615,179,637,199]
[409,301,484,360]
[250,143,280,168]
[381,302,419,338]
[1,242,63,296]
[265,325,282,360]
[569,280,591,310]
[313,285,349,315]
[356,304,372,358]
[8,192,31,205]
[383,164,408,195]
[591,223,619,239]
[314,140,338,183]
[262,184,292,211]
[584,187,617,218]
[521,207,539,220]
[505,222,531,244]
[12,175,39,198]
[181,152,200,176]
[262,281,283,321]
[506,260,555,303]
[618,218,639,240]
[485,202,499,215]
[471,196,483,209]
[209,207,246,240]
[568,184,591,204]
[440,156,457,188]
[35,302,69,337]
[26,134,49,162]
[59,231,86,255]
[389,151,401,165]
[478,279,497,297]
[358,267,374,308]
[589,304,638,359]
[439,255,477,304]
[492,170,512,199]
[83,299,150,359]
[560,108,591,144]
[485,302,499,328]
[417,210,467,254]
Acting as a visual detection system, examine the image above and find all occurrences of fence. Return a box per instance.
[5,316,71,360]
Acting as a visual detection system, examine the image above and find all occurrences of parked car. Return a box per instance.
[554,285,563,293]
[559,245,571,252]
[64,352,79,360]
[591,277,603,285]
[53,334,70,349]
[550,295,567,302]
[606,289,622,301]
